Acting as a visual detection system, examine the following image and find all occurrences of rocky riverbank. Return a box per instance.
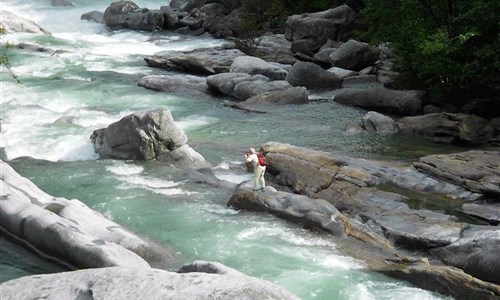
[226,142,499,299]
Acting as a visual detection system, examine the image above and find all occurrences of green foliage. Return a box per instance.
[1,40,21,83]
[362,0,500,104]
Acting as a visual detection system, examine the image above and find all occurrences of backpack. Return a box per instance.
[257,153,268,166]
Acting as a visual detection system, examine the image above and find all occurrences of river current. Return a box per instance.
[0,1,462,299]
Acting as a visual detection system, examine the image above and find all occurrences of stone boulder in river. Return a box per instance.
[346,111,399,134]
[243,87,309,105]
[145,48,246,75]
[334,87,423,115]
[207,73,268,96]
[137,74,210,97]
[414,150,500,198]
[286,61,342,90]
[0,262,300,300]
[233,80,292,101]
[0,10,51,34]
[81,10,105,24]
[398,113,495,144]
[329,39,379,71]
[103,1,164,31]
[0,160,176,269]
[230,56,288,81]
[90,108,210,168]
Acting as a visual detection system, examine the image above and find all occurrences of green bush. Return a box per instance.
[361,0,500,105]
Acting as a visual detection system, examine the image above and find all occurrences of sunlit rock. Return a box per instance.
[0,264,301,300]
[0,11,51,34]
[0,160,176,269]
[90,108,210,168]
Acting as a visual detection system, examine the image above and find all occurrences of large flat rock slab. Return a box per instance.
[414,150,500,199]
[0,160,176,269]
[0,263,300,300]
[144,48,246,75]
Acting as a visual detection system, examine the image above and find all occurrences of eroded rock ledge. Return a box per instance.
[0,261,300,300]
[227,142,500,299]
[0,160,176,270]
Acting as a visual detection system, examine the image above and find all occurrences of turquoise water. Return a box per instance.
[0,1,462,299]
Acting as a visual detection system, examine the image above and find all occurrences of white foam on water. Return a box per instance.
[176,115,218,130]
[237,224,337,248]
[120,175,179,189]
[319,255,364,270]
[214,173,252,184]
[106,163,144,176]
[200,203,240,216]
[151,188,198,196]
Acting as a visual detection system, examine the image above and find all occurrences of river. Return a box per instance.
[0,1,462,299]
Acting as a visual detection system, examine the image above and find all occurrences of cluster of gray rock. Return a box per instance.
[227,142,500,299]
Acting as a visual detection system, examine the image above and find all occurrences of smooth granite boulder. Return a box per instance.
[347,111,399,134]
[137,74,210,97]
[233,80,292,101]
[285,5,357,46]
[286,61,341,89]
[230,56,288,81]
[0,264,300,300]
[329,39,378,71]
[243,87,309,105]
[334,87,423,115]
[0,10,51,34]
[398,113,495,145]
[414,150,500,198]
[145,48,246,75]
[253,34,296,64]
[0,161,176,269]
[81,10,105,23]
[90,108,210,168]
[431,225,500,285]
[207,73,268,96]
[103,1,164,31]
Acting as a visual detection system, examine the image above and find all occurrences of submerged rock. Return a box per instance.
[347,111,399,134]
[0,160,176,269]
[90,108,209,168]
[0,10,51,34]
[0,264,300,300]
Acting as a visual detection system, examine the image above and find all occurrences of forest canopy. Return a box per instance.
[235,0,499,106]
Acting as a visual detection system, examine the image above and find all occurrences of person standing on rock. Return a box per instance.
[243,147,267,191]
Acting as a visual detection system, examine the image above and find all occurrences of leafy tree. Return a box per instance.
[362,0,500,105]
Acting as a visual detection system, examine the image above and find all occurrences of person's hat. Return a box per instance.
[249,148,256,154]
